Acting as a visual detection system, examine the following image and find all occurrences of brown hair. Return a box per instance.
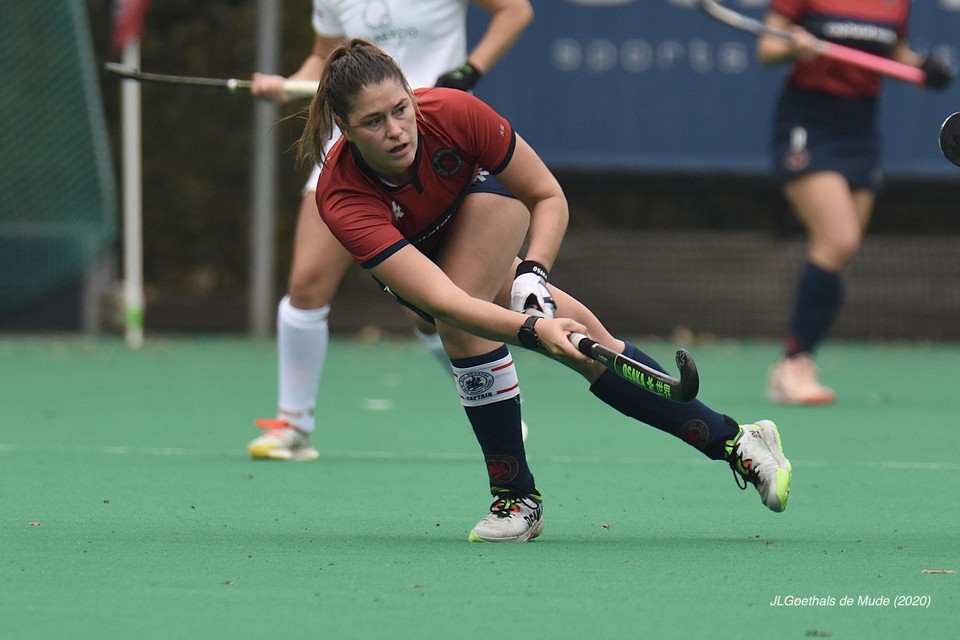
[297,38,415,166]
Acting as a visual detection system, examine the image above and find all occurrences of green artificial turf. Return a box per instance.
[1,336,957,639]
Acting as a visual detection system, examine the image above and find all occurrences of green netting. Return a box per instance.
[0,0,116,312]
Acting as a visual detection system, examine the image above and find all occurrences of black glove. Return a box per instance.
[435,62,482,92]
[921,55,953,89]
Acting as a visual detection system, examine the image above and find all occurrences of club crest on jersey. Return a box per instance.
[431,147,464,177]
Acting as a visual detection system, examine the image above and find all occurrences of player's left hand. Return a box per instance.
[921,56,953,89]
[511,261,556,319]
[435,62,482,91]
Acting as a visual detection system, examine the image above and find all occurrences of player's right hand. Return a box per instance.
[250,72,291,103]
[539,319,591,363]
[788,27,820,61]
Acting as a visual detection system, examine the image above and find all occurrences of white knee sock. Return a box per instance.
[412,326,451,372]
[277,296,329,434]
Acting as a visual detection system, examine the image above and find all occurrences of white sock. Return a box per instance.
[276,295,329,433]
[413,326,451,373]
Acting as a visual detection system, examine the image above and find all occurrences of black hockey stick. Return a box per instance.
[939,112,960,167]
[569,333,699,402]
[103,62,318,97]
[699,0,925,85]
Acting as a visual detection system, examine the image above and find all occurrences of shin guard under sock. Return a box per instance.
[787,261,843,356]
[451,346,536,495]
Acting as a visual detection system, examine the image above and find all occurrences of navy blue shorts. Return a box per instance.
[772,87,882,192]
[373,170,516,325]
[468,169,513,197]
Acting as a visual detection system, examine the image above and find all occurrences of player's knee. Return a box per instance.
[287,278,335,309]
[825,235,862,268]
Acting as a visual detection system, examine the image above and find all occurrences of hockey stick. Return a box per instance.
[103,62,319,97]
[699,0,926,85]
[568,333,699,403]
[939,112,960,167]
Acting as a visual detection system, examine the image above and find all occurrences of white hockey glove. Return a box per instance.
[510,260,556,319]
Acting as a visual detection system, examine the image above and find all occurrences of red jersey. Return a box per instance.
[771,0,910,98]
[316,87,516,267]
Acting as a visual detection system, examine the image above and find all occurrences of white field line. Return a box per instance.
[0,442,957,471]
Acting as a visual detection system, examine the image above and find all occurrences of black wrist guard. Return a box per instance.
[516,260,549,281]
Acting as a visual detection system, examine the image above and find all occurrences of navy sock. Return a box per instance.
[787,261,843,356]
[589,343,738,460]
[452,347,537,496]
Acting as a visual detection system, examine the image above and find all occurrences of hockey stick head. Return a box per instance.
[939,112,960,167]
[103,61,141,80]
[673,348,700,403]
[568,333,700,402]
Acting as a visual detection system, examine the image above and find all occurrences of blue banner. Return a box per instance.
[470,0,960,176]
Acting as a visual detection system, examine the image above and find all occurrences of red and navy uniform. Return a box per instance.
[773,0,910,98]
[769,1,912,190]
[320,83,744,468]
[317,87,516,268]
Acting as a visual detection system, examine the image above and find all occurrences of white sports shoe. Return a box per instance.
[468,492,543,543]
[726,420,792,513]
[768,354,835,405]
[247,419,319,461]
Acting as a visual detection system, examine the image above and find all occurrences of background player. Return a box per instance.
[758,0,951,405]
[247,0,534,460]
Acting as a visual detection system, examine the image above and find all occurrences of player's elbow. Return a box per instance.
[518,2,534,29]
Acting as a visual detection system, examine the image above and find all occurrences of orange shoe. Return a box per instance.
[247,419,319,461]
[767,354,836,405]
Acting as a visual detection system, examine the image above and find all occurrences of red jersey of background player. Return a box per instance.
[317,87,516,268]
[772,0,910,98]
